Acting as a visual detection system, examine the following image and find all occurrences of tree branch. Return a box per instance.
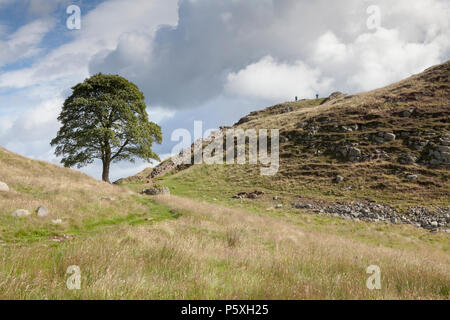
[111,139,129,161]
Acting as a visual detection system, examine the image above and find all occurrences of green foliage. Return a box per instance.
[51,73,162,182]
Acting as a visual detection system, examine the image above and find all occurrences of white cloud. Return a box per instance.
[1,0,449,181]
[0,0,178,90]
[89,0,450,110]
[312,27,448,92]
[0,18,55,67]
[225,56,333,101]
[1,96,62,143]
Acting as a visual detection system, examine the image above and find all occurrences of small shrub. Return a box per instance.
[225,228,242,248]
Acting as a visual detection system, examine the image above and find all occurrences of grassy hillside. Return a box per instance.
[0,146,177,243]
[0,61,448,299]
[1,144,449,299]
[143,61,449,209]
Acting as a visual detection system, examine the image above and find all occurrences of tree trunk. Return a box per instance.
[102,142,112,183]
[102,160,111,183]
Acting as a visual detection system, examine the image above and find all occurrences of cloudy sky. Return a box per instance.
[0,0,449,181]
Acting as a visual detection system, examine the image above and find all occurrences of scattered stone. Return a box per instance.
[401,108,414,117]
[304,201,450,232]
[333,175,344,183]
[12,209,31,217]
[141,187,170,196]
[52,219,62,224]
[275,204,283,209]
[405,174,418,182]
[0,181,9,192]
[292,203,313,209]
[273,196,280,201]
[36,206,49,217]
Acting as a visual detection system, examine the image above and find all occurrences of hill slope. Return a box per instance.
[132,61,450,231]
[0,62,449,300]
[0,147,175,243]
[0,147,449,299]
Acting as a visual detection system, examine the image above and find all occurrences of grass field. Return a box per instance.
[1,192,449,299]
[0,145,448,299]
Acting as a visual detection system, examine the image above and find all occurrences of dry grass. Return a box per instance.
[1,194,447,299]
[0,147,156,242]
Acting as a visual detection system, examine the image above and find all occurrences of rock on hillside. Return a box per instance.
[0,181,9,192]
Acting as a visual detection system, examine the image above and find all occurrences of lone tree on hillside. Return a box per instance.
[51,73,162,183]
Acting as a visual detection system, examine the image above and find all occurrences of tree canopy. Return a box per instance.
[51,73,162,183]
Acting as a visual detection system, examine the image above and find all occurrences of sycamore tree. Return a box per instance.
[51,73,162,183]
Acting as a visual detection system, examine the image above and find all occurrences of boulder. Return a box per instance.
[383,133,396,142]
[398,153,417,165]
[0,181,9,192]
[348,147,361,161]
[406,174,418,182]
[401,109,413,117]
[12,209,31,217]
[36,206,49,217]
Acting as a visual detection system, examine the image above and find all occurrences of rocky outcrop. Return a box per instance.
[320,92,345,105]
[148,129,225,179]
[424,136,450,165]
[291,200,449,232]
[398,153,417,164]
[234,115,254,126]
